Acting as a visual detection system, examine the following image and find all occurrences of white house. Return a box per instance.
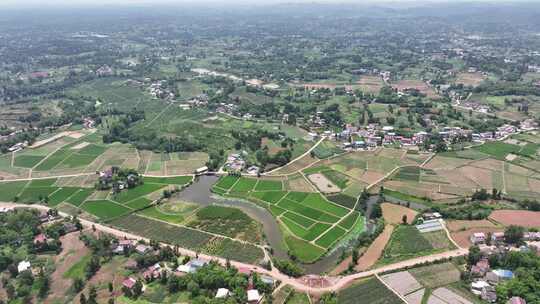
[18,261,31,273]
[215,288,230,298]
[247,289,261,303]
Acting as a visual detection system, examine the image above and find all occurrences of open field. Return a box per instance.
[356,225,394,271]
[110,214,264,264]
[380,225,454,264]
[409,262,461,288]
[489,210,540,228]
[455,72,486,87]
[187,205,263,243]
[382,203,418,225]
[80,200,132,221]
[357,76,384,94]
[392,79,440,99]
[338,277,405,304]
[307,173,340,193]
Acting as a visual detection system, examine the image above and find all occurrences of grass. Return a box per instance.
[381,225,437,263]
[14,155,45,168]
[284,235,326,263]
[299,193,349,217]
[214,175,239,190]
[230,177,257,192]
[277,199,339,223]
[125,197,153,209]
[338,212,361,230]
[142,176,193,185]
[81,200,132,220]
[250,191,287,204]
[188,205,261,242]
[282,211,316,228]
[63,254,91,280]
[393,166,421,182]
[338,278,404,304]
[315,226,347,248]
[19,187,59,203]
[110,214,264,264]
[0,181,28,202]
[473,141,521,159]
[47,187,82,206]
[321,169,350,189]
[66,189,94,206]
[112,183,166,204]
[409,262,460,288]
[29,178,57,187]
[254,180,283,191]
[285,292,311,304]
[138,206,185,224]
[326,193,357,209]
[312,141,343,159]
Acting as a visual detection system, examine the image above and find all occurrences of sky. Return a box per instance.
[0,0,510,8]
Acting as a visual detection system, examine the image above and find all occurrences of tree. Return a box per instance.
[80,293,87,304]
[402,214,408,225]
[468,245,482,266]
[133,280,143,298]
[108,282,113,293]
[370,204,382,219]
[88,286,98,304]
[505,225,525,245]
[352,250,359,264]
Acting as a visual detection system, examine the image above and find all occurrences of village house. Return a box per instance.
[18,261,31,273]
[247,289,262,304]
[122,277,138,291]
[135,244,152,255]
[143,263,162,281]
[491,232,505,243]
[471,258,490,277]
[508,296,527,304]
[215,288,230,299]
[470,232,487,245]
[33,233,48,247]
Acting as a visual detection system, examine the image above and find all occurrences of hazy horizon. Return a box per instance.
[0,0,524,9]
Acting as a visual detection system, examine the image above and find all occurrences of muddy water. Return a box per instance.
[176,175,360,274]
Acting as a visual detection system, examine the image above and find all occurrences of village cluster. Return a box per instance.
[467,231,540,303]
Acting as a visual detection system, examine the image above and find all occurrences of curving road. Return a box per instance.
[1,202,468,295]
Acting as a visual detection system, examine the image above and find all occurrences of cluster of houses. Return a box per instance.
[468,231,540,303]
[179,94,209,110]
[118,239,273,303]
[223,152,247,172]
[95,65,114,77]
[319,118,537,152]
[148,80,175,100]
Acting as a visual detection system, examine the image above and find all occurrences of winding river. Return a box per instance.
[174,175,358,274]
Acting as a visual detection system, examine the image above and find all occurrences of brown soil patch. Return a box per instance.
[307,173,340,193]
[357,76,384,94]
[469,158,503,171]
[285,175,316,192]
[455,72,486,87]
[68,131,85,139]
[458,166,493,189]
[490,210,540,228]
[44,231,90,304]
[359,170,385,185]
[382,203,418,225]
[270,154,319,176]
[76,257,127,303]
[355,225,394,271]
[392,79,440,99]
[450,227,504,248]
[446,220,498,232]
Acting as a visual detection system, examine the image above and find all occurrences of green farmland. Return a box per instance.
[212,175,365,262]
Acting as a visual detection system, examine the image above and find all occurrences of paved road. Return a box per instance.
[1,202,468,294]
